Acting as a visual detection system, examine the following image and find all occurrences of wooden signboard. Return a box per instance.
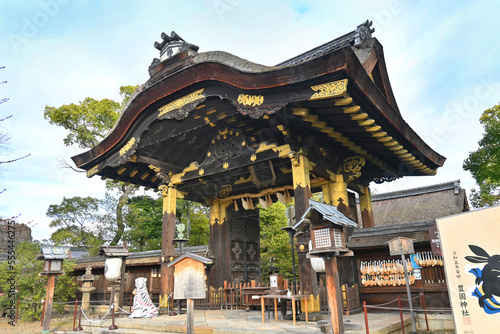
[428,224,442,256]
[173,258,206,299]
[437,206,500,334]
[387,236,415,255]
[168,253,212,300]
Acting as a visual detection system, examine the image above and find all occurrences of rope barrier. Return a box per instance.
[113,303,131,314]
[79,304,113,323]
[156,292,173,310]
[363,298,399,307]
[365,305,452,313]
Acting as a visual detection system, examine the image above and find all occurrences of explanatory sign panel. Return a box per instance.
[437,206,500,334]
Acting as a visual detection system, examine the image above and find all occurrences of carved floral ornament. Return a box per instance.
[157,88,205,120]
[343,156,366,182]
[309,79,348,100]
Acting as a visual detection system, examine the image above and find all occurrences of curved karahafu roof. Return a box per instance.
[72,22,445,203]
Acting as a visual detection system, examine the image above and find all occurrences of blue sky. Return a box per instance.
[1,0,499,240]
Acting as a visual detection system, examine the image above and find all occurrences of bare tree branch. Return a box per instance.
[0,153,31,164]
[56,157,85,173]
[0,114,12,122]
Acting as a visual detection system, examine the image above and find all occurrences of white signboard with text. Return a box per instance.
[437,206,500,334]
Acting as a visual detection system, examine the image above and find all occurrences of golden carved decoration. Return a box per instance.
[237,93,264,106]
[87,165,99,177]
[223,162,229,169]
[199,168,205,176]
[219,184,232,198]
[117,167,126,175]
[158,185,169,197]
[343,156,366,181]
[234,175,252,185]
[250,154,257,162]
[309,79,348,100]
[148,164,161,173]
[280,167,292,174]
[158,88,205,117]
[119,137,136,156]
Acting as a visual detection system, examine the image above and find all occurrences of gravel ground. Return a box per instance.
[0,316,74,333]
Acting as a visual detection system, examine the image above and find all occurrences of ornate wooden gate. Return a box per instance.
[228,208,260,284]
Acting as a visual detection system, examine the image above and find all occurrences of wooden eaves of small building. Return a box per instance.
[71,21,445,306]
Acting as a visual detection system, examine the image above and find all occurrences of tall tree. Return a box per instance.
[124,195,210,251]
[44,85,138,244]
[463,103,500,207]
[125,195,163,251]
[46,196,108,256]
[43,85,137,148]
[259,202,297,283]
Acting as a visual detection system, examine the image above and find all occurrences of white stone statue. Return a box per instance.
[129,277,158,318]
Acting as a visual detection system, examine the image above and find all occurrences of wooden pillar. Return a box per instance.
[322,183,332,206]
[359,185,375,228]
[208,199,229,288]
[324,256,344,334]
[291,154,319,297]
[41,274,56,332]
[330,173,350,216]
[160,184,177,307]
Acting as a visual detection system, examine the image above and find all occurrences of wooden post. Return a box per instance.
[363,301,369,334]
[186,298,194,334]
[420,291,429,331]
[359,185,375,228]
[160,185,177,308]
[323,256,344,334]
[291,153,318,301]
[72,299,78,331]
[41,274,56,332]
[329,173,349,216]
[398,295,405,334]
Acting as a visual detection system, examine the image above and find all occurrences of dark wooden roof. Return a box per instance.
[348,220,435,249]
[370,180,469,226]
[72,23,445,203]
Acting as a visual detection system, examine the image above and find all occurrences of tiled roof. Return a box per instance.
[276,20,374,67]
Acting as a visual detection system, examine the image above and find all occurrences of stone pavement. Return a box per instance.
[59,309,415,334]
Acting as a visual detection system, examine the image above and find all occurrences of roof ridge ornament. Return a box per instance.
[354,20,375,47]
[154,31,199,60]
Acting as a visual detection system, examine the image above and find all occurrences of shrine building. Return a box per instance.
[72,21,445,307]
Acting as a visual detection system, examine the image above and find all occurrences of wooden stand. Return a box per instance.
[324,256,344,334]
[187,299,194,334]
[41,274,56,332]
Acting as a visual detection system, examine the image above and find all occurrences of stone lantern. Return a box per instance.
[77,266,99,311]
